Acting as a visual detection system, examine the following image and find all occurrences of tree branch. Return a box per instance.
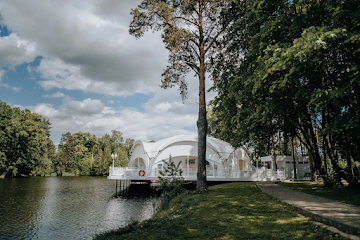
[189,43,200,61]
[191,4,200,16]
[172,58,200,73]
[154,12,173,28]
[188,37,200,47]
[204,3,243,53]
[173,16,199,27]
[190,13,199,26]
[205,26,227,53]
[204,22,216,40]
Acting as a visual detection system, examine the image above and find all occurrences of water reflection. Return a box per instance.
[0,177,156,240]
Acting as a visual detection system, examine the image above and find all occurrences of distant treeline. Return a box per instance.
[55,130,134,176]
[0,101,134,177]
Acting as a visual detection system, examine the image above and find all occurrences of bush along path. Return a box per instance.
[94,182,346,240]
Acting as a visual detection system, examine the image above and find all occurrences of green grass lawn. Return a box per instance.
[279,181,360,207]
[94,182,346,240]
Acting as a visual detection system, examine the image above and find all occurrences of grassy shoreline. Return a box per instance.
[94,182,345,240]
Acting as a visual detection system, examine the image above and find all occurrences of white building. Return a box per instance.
[260,155,311,179]
[108,135,286,181]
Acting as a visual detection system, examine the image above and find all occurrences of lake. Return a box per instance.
[0,177,156,240]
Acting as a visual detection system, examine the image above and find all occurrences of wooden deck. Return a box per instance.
[107,167,286,182]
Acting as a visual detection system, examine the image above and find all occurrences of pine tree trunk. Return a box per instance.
[197,105,207,191]
[196,2,207,191]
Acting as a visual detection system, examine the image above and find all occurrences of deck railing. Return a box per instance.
[108,167,286,181]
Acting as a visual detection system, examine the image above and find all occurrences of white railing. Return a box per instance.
[108,167,286,181]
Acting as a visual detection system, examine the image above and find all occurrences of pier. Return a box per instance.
[108,167,286,182]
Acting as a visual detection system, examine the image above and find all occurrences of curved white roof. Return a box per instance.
[128,135,237,168]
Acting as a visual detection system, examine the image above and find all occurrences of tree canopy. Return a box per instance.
[0,101,54,177]
[210,0,360,186]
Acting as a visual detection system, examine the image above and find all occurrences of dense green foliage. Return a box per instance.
[0,100,134,177]
[210,0,360,186]
[54,130,133,176]
[0,101,54,177]
[95,182,345,240]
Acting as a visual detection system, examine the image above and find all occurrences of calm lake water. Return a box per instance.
[0,177,156,240]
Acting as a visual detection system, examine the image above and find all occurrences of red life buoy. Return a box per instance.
[139,170,145,177]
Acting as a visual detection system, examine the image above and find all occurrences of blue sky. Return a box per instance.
[0,0,216,144]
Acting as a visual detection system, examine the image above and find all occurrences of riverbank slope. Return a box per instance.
[94,182,344,240]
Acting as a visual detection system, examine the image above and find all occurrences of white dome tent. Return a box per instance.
[108,135,285,181]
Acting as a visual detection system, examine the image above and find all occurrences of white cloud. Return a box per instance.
[23,94,198,144]
[34,58,158,96]
[143,74,217,117]
[0,69,5,80]
[0,32,38,69]
[0,69,9,88]
[0,83,9,88]
[0,0,219,100]
[12,86,21,92]
[0,0,167,96]
[31,103,60,119]
[42,92,66,98]
[0,0,219,144]
[65,98,105,116]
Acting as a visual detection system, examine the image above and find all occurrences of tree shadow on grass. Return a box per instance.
[280,181,360,207]
[94,182,347,240]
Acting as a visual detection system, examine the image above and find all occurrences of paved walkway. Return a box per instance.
[257,182,360,236]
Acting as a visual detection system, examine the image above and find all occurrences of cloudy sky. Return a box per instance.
[0,0,217,144]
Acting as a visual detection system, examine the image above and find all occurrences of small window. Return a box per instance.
[187,159,196,164]
[286,161,291,164]
[158,164,163,171]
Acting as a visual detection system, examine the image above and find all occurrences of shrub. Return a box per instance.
[157,156,185,209]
